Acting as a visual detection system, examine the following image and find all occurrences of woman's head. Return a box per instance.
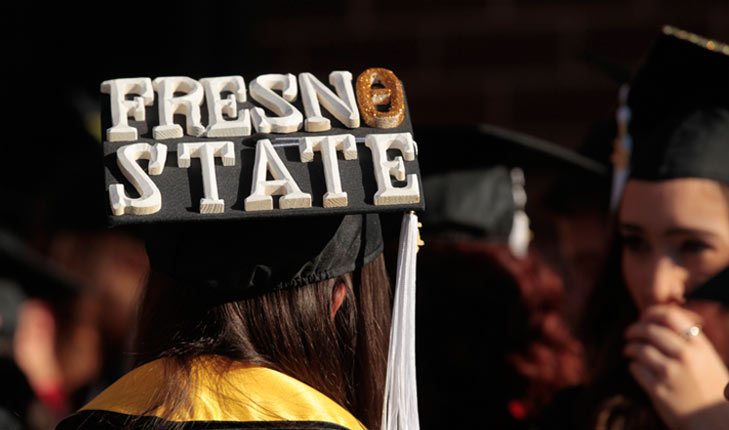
[616,28,729,313]
[580,28,729,430]
[618,178,729,311]
[133,213,392,429]
[134,253,391,429]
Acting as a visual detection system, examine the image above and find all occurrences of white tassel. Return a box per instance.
[508,168,530,259]
[381,212,420,430]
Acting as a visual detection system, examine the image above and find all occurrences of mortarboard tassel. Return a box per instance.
[382,211,421,430]
[610,84,632,211]
[508,168,530,259]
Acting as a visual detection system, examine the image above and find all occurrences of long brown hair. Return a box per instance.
[132,254,392,429]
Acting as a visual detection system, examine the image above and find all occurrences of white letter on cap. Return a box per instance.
[245,139,312,211]
[249,74,303,134]
[365,133,420,205]
[100,78,154,142]
[177,141,236,214]
[299,134,357,207]
[200,76,252,137]
[153,77,205,139]
[298,71,360,132]
[109,143,167,215]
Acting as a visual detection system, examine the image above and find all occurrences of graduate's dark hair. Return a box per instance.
[132,254,392,430]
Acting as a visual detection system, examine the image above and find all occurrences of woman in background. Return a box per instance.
[581,26,729,430]
[416,168,585,430]
[417,240,584,430]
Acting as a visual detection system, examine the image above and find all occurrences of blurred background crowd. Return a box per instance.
[3,1,728,429]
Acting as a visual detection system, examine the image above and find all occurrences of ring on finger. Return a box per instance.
[683,324,702,340]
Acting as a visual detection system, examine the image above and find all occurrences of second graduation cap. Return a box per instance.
[623,27,729,304]
[628,25,729,183]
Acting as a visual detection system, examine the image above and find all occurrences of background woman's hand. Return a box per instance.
[624,304,729,430]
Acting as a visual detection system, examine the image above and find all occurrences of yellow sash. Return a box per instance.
[80,356,365,429]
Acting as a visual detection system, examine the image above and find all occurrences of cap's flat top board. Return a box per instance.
[102,79,424,226]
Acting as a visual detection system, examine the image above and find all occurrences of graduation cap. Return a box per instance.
[414,123,607,177]
[627,25,729,183]
[421,167,531,258]
[616,26,729,304]
[99,70,423,429]
[422,168,515,243]
[414,123,608,258]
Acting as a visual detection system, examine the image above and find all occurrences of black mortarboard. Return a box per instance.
[622,27,729,305]
[99,70,423,429]
[628,26,729,183]
[415,123,607,177]
[415,123,608,257]
[422,167,515,243]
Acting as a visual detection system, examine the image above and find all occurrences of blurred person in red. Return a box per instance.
[1,229,147,429]
[44,230,148,398]
[0,229,82,429]
[1,86,149,428]
[413,144,589,428]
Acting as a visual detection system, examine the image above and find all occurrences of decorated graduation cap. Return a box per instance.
[100,68,424,429]
[626,25,729,183]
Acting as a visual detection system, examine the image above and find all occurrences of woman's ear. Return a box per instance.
[331,281,348,320]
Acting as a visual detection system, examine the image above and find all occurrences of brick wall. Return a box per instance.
[249,0,728,149]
